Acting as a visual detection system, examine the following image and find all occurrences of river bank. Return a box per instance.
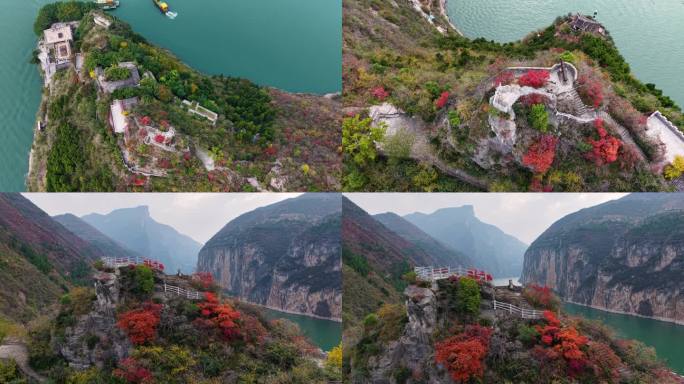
[564,299,684,326]
[258,303,342,323]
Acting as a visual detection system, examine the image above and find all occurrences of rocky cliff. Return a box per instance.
[197,194,342,320]
[521,194,684,323]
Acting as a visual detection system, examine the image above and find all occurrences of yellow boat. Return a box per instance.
[153,0,169,13]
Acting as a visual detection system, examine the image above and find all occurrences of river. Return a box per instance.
[446,0,684,109]
[0,0,341,191]
[564,302,684,374]
[263,308,341,352]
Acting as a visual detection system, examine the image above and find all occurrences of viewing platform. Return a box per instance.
[414,266,492,282]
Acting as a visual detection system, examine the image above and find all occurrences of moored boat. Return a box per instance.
[153,0,169,13]
[95,0,119,10]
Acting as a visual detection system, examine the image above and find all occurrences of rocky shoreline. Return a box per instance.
[259,303,342,323]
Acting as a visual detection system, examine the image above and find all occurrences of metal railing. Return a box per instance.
[102,256,143,269]
[414,266,491,282]
[163,283,202,300]
[492,300,544,319]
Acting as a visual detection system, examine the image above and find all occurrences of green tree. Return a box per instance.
[46,124,85,192]
[133,266,155,295]
[342,115,386,166]
[529,104,549,132]
[457,277,481,316]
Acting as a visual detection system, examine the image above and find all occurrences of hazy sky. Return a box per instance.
[345,193,627,244]
[24,193,302,244]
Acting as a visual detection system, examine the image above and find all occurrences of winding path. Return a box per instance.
[0,341,47,382]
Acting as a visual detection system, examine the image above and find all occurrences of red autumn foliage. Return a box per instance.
[494,71,514,87]
[371,86,390,101]
[435,91,450,109]
[182,152,192,161]
[138,128,148,138]
[194,292,241,341]
[139,116,152,126]
[193,272,214,290]
[533,311,589,377]
[586,81,604,108]
[154,134,165,144]
[518,70,550,88]
[132,176,146,186]
[523,135,558,174]
[522,284,559,310]
[586,341,622,383]
[466,269,493,283]
[263,145,278,157]
[160,120,169,129]
[519,93,548,106]
[435,325,493,383]
[117,302,162,345]
[143,259,164,271]
[587,119,622,165]
[113,357,153,383]
[241,314,268,344]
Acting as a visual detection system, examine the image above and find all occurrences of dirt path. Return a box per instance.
[0,341,47,383]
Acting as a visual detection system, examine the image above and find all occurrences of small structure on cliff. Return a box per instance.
[570,14,605,35]
[96,62,141,94]
[645,111,684,164]
[43,23,75,65]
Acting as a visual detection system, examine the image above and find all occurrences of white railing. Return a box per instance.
[492,300,544,319]
[414,266,471,281]
[102,256,143,268]
[163,283,202,300]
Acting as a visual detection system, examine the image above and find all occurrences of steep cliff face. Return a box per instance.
[197,194,342,320]
[522,194,684,323]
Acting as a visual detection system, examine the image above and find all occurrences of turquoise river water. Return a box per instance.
[263,308,341,352]
[0,0,341,191]
[446,0,684,108]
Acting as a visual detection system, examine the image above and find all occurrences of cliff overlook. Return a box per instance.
[342,0,684,192]
[29,3,340,192]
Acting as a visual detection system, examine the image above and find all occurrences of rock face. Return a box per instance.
[197,194,342,320]
[61,272,131,369]
[521,194,684,323]
[365,286,450,384]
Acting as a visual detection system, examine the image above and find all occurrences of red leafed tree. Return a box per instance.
[263,145,278,157]
[193,272,214,289]
[139,116,151,126]
[138,128,148,138]
[154,134,165,144]
[435,91,450,109]
[494,71,514,87]
[579,75,604,108]
[523,284,559,310]
[371,86,390,101]
[117,302,161,345]
[113,357,153,383]
[523,135,558,174]
[195,292,241,341]
[241,314,268,344]
[534,311,589,377]
[587,119,622,165]
[182,152,192,161]
[519,93,548,106]
[435,325,492,383]
[518,70,550,88]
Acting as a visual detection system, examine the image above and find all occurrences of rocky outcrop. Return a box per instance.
[60,272,131,369]
[197,194,342,320]
[365,286,450,384]
[521,194,684,323]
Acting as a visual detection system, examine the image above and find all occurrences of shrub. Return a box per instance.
[457,277,481,316]
[586,119,622,165]
[523,135,558,175]
[434,325,492,383]
[0,360,25,384]
[663,155,684,180]
[401,271,417,285]
[517,323,540,346]
[325,343,343,373]
[529,104,549,132]
[371,86,390,101]
[113,357,153,383]
[559,51,577,64]
[435,92,450,109]
[342,115,386,166]
[69,287,96,316]
[132,266,155,295]
[105,66,132,82]
[377,304,408,342]
[586,341,622,383]
[448,110,461,127]
[117,302,162,345]
[363,313,379,329]
[193,293,241,341]
[518,70,549,88]
[522,284,560,311]
[133,345,196,383]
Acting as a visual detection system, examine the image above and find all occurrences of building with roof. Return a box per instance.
[94,15,112,29]
[570,14,605,35]
[96,62,141,94]
[43,23,75,65]
[109,97,139,134]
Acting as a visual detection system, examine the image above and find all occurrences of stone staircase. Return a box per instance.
[565,87,592,116]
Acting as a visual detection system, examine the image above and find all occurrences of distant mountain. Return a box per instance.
[53,214,140,260]
[197,194,342,320]
[82,206,202,274]
[0,194,98,321]
[522,194,684,322]
[373,212,473,268]
[404,206,528,277]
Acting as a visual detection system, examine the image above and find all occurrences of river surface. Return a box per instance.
[263,308,341,351]
[563,302,684,374]
[446,0,684,108]
[0,0,341,191]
